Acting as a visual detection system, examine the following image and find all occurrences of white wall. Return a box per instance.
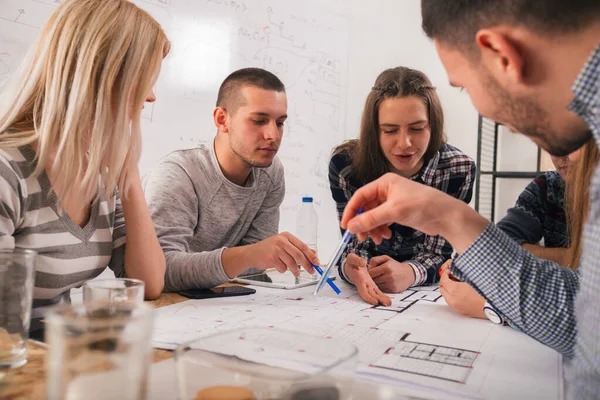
[339,0,479,161]
[339,1,548,223]
[337,0,544,223]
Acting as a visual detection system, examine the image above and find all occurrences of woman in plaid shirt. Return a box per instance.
[328,67,476,306]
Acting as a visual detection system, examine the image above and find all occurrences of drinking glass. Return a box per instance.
[176,327,358,400]
[0,249,36,369]
[45,301,153,400]
[83,278,144,304]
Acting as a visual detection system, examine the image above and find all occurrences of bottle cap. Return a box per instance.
[302,197,313,203]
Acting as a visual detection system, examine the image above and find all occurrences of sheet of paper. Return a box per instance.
[190,328,355,374]
[365,340,479,383]
[151,280,563,400]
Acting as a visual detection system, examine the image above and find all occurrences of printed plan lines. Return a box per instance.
[151,281,562,399]
[375,286,443,314]
[152,283,479,382]
[368,340,479,384]
[152,288,407,363]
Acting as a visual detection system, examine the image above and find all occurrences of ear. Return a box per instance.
[213,107,229,133]
[475,29,525,85]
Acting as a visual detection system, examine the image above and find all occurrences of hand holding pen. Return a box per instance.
[312,263,341,294]
[314,209,364,295]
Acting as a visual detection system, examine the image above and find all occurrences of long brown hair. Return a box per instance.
[334,67,446,184]
[565,138,600,269]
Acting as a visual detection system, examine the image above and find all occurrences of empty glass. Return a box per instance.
[175,327,358,400]
[45,301,153,400]
[83,278,144,304]
[0,249,36,369]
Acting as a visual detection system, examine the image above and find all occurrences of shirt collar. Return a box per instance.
[567,42,600,119]
[412,149,440,185]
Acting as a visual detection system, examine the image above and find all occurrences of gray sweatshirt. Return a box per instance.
[143,143,284,292]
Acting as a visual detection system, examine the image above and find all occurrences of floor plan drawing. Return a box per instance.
[151,281,563,400]
[375,286,443,313]
[368,340,479,383]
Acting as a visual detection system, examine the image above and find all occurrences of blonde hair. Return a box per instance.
[0,0,170,208]
[565,138,599,269]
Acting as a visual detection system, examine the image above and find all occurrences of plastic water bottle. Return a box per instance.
[296,197,318,258]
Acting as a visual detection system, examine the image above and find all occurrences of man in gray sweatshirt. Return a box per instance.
[144,68,319,292]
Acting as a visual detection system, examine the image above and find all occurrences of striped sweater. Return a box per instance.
[0,146,126,309]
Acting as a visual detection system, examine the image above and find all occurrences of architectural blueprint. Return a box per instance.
[152,280,563,399]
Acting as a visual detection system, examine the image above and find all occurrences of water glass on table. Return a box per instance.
[83,278,145,304]
[46,301,153,400]
[0,249,36,370]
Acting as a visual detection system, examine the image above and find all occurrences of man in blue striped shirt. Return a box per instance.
[340,1,600,398]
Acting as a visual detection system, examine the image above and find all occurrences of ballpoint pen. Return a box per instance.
[312,263,341,295]
[313,208,363,295]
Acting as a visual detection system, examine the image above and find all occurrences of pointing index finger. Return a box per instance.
[341,183,379,229]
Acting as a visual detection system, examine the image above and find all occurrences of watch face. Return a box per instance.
[484,306,503,324]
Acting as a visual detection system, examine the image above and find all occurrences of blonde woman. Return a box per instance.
[0,0,169,308]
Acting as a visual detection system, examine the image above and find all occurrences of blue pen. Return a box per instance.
[313,208,363,295]
[312,263,341,295]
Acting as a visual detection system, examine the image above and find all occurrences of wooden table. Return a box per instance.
[0,293,189,400]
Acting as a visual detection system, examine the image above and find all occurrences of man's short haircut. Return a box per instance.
[422,0,600,56]
[216,67,286,114]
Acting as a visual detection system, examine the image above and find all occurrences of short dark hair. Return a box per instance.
[216,67,285,114]
[335,66,446,184]
[422,0,600,53]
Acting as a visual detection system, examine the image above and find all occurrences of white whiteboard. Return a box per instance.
[0,0,351,258]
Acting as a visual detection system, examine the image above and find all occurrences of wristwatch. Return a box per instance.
[483,301,503,325]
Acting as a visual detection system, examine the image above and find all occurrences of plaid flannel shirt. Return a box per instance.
[453,43,600,399]
[329,143,476,286]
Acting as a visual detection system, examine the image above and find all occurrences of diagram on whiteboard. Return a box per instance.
[138,0,171,9]
[174,2,346,135]
[0,0,58,29]
[0,0,62,87]
[32,0,62,5]
[0,0,352,260]
[137,0,350,248]
[0,53,10,76]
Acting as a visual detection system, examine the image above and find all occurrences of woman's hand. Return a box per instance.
[343,253,392,306]
[439,260,486,319]
[368,255,415,293]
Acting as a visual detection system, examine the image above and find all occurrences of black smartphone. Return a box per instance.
[179,286,256,300]
[28,317,46,343]
[287,385,340,400]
